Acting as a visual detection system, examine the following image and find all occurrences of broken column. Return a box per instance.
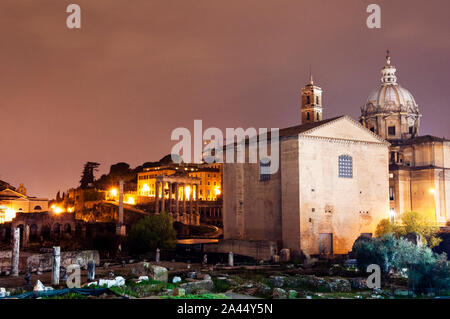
[228,251,234,267]
[156,248,160,263]
[116,179,126,236]
[52,246,61,285]
[11,227,20,276]
[88,260,95,281]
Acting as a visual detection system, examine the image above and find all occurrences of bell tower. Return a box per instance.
[301,74,323,124]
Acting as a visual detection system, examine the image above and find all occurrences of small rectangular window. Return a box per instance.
[259,158,271,181]
[389,187,395,201]
[388,126,396,135]
[338,155,353,178]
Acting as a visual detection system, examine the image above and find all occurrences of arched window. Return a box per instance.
[259,158,271,181]
[34,205,42,211]
[338,155,353,178]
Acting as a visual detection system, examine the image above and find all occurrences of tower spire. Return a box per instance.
[301,71,322,124]
[386,49,391,65]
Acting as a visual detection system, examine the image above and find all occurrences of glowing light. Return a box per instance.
[53,207,63,214]
[126,197,135,205]
[389,209,396,221]
[51,204,56,209]
[214,187,221,196]
[429,188,435,195]
[4,208,16,222]
[110,188,118,197]
[67,207,74,213]
[185,185,191,200]
[142,184,150,194]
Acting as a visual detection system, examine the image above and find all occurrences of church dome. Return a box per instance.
[362,53,420,116]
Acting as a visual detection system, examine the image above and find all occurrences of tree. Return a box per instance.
[127,213,177,254]
[56,191,61,202]
[353,234,450,292]
[80,162,100,189]
[375,218,402,237]
[375,211,441,247]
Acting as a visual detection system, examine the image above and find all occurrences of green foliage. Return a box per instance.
[353,234,400,274]
[375,219,403,237]
[375,212,441,247]
[213,278,231,293]
[80,162,100,189]
[127,213,177,254]
[402,212,441,247]
[353,235,450,292]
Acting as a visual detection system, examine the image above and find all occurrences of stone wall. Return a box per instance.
[0,250,99,273]
[204,239,277,261]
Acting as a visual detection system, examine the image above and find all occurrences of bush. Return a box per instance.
[375,212,441,247]
[127,213,177,254]
[353,234,450,292]
[353,234,400,274]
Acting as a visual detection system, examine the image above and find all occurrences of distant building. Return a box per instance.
[360,53,449,225]
[0,186,49,223]
[136,155,223,226]
[137,155,222,201]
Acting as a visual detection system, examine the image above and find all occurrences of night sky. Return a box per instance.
[1,0,449,198]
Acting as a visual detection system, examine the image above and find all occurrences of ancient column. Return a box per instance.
[168,182,172,214]
[189,184,193,221]
[195,184,200,214]
[228,251,234,267]
[161,181,166,213]
[116,179,125,236]
[182,183,187,218]
[11,227,20,276]
[87,260,95,281]
[175,183,180,216]
[155,181,160,213]
[156,248,160,263]
[52,246,61,285]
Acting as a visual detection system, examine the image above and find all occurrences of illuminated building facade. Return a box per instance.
[360,53,449,225]
[136,156,223,225]
[138,163,222,201]
[0,186,49,223]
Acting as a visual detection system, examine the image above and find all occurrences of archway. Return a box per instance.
[41,224,51,240]
[63,223,72,235]
[52,223,61,238]
[30,224,39,242]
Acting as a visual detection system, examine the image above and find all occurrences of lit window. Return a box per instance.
[259,158,271,181]
[338,155,353,178]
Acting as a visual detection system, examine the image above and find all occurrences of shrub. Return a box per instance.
[353,235,450,292]
[353,234,400,275]
[127,213,177,254]
[375,212,441,247]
